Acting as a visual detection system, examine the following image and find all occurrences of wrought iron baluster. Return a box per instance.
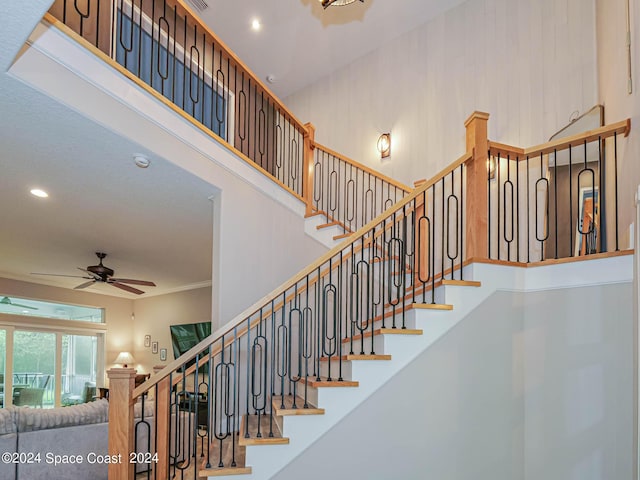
[503,156,514,261]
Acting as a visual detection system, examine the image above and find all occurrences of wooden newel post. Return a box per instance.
[464,111,490,261]
[303,122,316,216]
[107,368,136,480]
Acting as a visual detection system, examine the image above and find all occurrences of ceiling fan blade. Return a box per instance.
[109,278,156,287]
[77,267,101,279]
[111,282,145,295]
[31,272,91,279]
[74,280,96,290]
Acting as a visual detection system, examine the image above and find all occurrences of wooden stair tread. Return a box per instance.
[200,463,252,477]
[333,232,353,240]
[344,328,423,343]
[317,220,340,230]
[299,377,359,388]
[201,433,251,477]
[412,303,453,310]
[272,395,325,416]
[319,354,391,361]
[239,414,289,446]
[441,279,481,287]
[304,210,326,219]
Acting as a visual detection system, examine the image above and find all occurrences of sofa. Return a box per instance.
[0,399,194,479]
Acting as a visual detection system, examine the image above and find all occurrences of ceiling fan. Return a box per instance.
[32,252,156,295]
[0,297,38,310]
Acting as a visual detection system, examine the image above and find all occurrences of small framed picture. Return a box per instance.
[160,348,167,362]
[144,335,151,348]
[152,341,158,354]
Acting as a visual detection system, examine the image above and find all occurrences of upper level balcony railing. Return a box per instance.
[46,0,412,236]
[49,0,308,199]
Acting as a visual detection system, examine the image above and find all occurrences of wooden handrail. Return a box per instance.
[133,149,473,398]
[313,141,413,194]
[488,119,630,158]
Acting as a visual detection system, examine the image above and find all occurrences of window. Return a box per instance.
[0,296,103,323]
[0,298,105,408]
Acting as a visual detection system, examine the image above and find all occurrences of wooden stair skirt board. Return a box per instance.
[272,395,325,416]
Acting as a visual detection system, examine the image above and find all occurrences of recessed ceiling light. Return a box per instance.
[30,188,49,198]
[251,18,261,31]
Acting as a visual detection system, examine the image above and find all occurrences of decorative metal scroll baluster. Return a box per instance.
[213,337,235,467]
[322,259,338,381]
[487,126,622,263]
[447,171,460,276]
[614,133,619,251]
[312,145,409,236]
[287,292,303,409]
[502,155,514,261]
[577,140,596,254]
[535,153,550,259]
[250,309,268,439]
[134,393,152,479]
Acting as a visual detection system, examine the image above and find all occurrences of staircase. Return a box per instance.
[29,2,633,479]
[200,280,481,479]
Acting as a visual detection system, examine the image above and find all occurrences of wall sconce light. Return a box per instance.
[377,133,391,159]
[487,156,497,180]
[114,351,135,368]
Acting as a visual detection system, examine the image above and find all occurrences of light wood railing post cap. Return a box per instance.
[106,368,137,380]
[464,111,490,127]
[303,122,316,138]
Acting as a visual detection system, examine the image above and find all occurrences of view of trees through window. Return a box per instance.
[0,330,98,408]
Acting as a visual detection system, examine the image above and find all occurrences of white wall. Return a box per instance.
[271,283,632,480]
[522,284,634,480]
[285,0,598,188]
[131,287,211,373]
[596,0,640,248]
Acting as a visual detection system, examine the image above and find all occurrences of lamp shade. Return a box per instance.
[114,351,135,367]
